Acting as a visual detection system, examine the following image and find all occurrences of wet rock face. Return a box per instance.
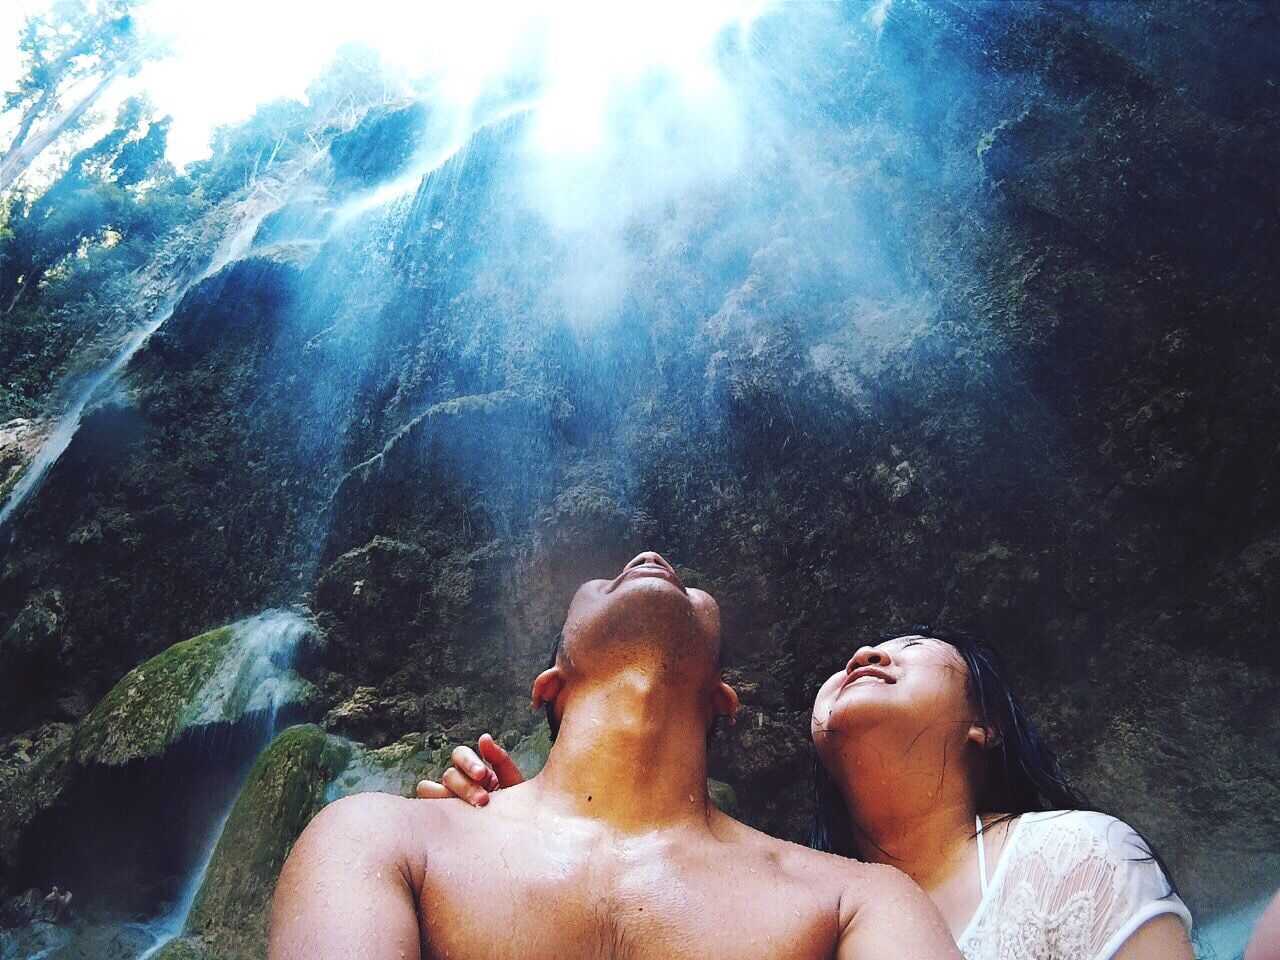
[327,101,431,189]
[180,725,352,960]
[72,611,316,767]
[0,0,1276,934]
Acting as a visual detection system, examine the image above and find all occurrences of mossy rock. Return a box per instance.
[73,626,237,766]
[325,731,441,800]
[0,590,66,665]
[0,723,74,890]
[182,724,351,960]
[72,612,316,767]
[508,724,553,779]
[150,935,219,960]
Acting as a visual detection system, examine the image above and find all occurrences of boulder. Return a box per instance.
[150,937,218,960]
[72,612,316,767]
[180,725,351,960]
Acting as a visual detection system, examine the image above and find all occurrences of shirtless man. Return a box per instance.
[269,551,961,960]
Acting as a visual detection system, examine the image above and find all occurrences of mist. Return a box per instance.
[1,2,1277,957]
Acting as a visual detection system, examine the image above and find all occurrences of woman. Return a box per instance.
[419,626,1194,960]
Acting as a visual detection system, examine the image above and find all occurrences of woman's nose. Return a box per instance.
[846,645,892,674]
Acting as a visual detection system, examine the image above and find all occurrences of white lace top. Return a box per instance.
[957,810,1192,960]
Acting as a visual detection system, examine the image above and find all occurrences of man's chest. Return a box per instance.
[415,834,840,960]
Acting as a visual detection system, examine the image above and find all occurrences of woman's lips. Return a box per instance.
[840,667,895,692]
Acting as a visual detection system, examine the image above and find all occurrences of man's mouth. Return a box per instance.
[614,552,686,592]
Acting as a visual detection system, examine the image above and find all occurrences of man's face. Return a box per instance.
[561,551,721,670]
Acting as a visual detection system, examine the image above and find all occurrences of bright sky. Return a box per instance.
[1,0,767,168]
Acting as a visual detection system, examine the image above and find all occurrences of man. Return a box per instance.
[43,885,72,923]
[269,551,960,960]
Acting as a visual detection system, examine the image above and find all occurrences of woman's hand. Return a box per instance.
[415,733,526,806]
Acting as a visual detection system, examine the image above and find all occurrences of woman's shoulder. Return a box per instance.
[1015,808,1154,856]
[1008,809,1187,918]
[992,809,1192,956]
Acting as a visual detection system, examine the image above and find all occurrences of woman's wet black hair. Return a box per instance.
[809,625,1178,895]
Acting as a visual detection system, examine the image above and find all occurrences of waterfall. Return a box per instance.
[122,609,313,960]
[0,184,299,537]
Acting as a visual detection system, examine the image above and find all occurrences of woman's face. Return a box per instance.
[810,635,977,757]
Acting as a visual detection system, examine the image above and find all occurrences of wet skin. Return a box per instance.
[273,786,941,960]
[268,553,959,960]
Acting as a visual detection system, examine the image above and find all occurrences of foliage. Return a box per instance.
[0,36,411,423]
[182,725,351,960]
[0,0,156,193]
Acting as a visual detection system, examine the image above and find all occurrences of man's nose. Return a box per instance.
[846,645,892,674]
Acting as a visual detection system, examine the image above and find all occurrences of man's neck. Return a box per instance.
[532,666,712,832]
[833,743,978,890]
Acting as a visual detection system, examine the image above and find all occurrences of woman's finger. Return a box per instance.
[442,766,492,806]
[451,745,491,784]
[416,779,449,799]
[478,734,526,787]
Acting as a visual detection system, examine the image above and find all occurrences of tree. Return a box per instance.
[0,0,156,194]
[305,44,402,128]
[187,99,313,202]
[0,96,167,311]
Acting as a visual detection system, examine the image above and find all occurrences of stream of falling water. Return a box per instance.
[0,91,529,541]
[127,609,315,960]
[0,167,316,537]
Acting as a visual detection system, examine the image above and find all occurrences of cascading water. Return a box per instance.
[3,610,314,960]
[0,3,1276,956]
[0,159,320,537]
[127,609,314,960]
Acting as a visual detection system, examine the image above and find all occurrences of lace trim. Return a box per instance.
[957,811,1191,960]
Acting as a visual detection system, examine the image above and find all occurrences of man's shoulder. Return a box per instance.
[302,791,440,854]
[730,829,950,950]
[314,789,419,824]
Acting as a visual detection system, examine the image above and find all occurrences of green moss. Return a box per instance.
[508,724,553,779]
[150,936,218,960]
[72,626,237,766]
[182,724,351,960]
[0,462,24,504]
[0,723,74,881]
[327,732,439,801]
[0,590,66,664]
[71,612,316,767]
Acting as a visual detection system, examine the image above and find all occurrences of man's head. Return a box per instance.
[533,551,736,733]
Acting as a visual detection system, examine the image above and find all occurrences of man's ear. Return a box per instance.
[532,666,565,710]
[967,723,1001,750]
[713,681,740,725]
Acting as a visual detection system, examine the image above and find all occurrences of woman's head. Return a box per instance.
[811,632,988,765]
[810,625,1090,856]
